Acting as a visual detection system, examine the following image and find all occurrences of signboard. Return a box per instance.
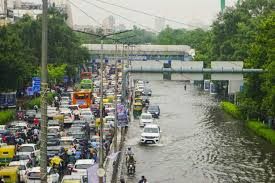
[117,103,128,127]
[210,82,217,94]
[204,80,210,91]
[32,77,41,93]
[26,87,34,96]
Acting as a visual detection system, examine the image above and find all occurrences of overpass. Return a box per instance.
[82,44,194,61]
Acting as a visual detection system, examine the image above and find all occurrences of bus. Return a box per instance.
[72,91,93,108]
[80,79,93,91]
[80,72,92,80]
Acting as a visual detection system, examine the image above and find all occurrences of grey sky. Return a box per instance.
[70,0,238,30]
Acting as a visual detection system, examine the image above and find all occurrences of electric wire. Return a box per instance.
[80,0,159,33]
[67,0,102,27]
[92,0,199,28]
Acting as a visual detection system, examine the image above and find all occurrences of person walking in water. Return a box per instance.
[138,176,147,183]
[184,84,187,91]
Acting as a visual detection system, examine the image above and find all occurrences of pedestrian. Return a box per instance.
[184,84,187,91]
[120,177,125,183]
[138,176,147,183]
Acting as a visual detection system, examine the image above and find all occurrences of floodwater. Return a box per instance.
[124,81,275,183]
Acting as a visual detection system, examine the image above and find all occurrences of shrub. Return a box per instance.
[220,101,241,119]
[247,121,275,145]
[0,110,14,125]
[26,92,56,109]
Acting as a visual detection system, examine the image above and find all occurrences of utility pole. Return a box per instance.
[40,0,48,182]
[99,39,104,183]
[113,43,118,152]
[3,0,7,25]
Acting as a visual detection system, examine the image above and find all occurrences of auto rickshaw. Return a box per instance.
[95,118,106,128]
[53,114,64,130]
[135,90,142,97]
[0,166,20,183]
[103,98,110,104]
[134,98,143,104]
[133,102,143,119]
[0,145,16,166]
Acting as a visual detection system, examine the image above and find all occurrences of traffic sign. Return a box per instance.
[32,77,41,93]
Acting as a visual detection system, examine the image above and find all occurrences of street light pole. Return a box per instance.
[99,39,104,183]
[40,0,48,182]
[113,43,118,152]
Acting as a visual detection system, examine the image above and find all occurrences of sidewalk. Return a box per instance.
[105,128,122,183]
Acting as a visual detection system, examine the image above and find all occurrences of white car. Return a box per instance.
[80,110,94,122]
[9,161,30,182]
[26,167,59,183]
[72,159,95,176]
[17,144,40,157]
[140,124,161,144]
[139,113,153,127]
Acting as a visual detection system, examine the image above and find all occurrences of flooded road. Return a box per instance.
[124,81,275,183]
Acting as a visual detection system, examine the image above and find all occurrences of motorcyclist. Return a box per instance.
[125,147,134,165]
[127,154,136,172]
[50,153,63,173]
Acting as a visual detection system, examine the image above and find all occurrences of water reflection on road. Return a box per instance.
[124,80,275,183]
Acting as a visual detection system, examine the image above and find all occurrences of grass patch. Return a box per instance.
[220,101,241,119]
[247,121,275,145]
[0,110,14,125]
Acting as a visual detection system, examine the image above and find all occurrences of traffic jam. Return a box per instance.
[0,62,130,183]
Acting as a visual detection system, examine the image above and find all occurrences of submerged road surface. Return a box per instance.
[123,81,275,183]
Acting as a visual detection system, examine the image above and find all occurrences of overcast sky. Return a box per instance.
[69,0,238,30]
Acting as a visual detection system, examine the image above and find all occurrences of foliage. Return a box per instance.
[26,92,56,109]
[0,110,14,125]
[220,101,241,119]
[0,7,90,92]
[247,121,275,145]
[48,64,67,85]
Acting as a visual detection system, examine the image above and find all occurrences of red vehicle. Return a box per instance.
[81,72,92,80]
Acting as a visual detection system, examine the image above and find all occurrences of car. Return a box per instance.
[71,120,87,128]
[0,125,6,131]
[47,146,61,158]
[80,111,94,122]
[25,110,36,122]
[142,88,152,96]
[47,126,60,134]
[48,120,60,127]
[147,105,160,118]
[12,154,33,165]
[72,159,95,176]
[17,144,39,157]
[71,131,85,143]
[9,161,30,182]
[140,124,161,144]
[47,134,60,146]
[139,113,153,127]
[61,175,85,183]
[26,167,59,183]
[59,136,74,150]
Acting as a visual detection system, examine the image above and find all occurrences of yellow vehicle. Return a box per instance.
[95,118,106,128]
[135,98,143,104]
[106,95,115,102]
[135,90,142,97]
[103,98,110,104]
[133,102,143,118]
[0,145,16,166]
[59,137,74,151]
[53,115,64,130]
[0,166,19,183]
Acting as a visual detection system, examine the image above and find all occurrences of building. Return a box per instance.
[102,15,115,34]
[154,17,165,32]
[116,23,126,31]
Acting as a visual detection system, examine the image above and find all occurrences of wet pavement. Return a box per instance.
[123,80,275,183]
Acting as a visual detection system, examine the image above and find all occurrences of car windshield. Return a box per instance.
[19,146,33,152]
[17,155,29,160]
[144,127,159,133]
[75,164,92,169]
[47,150,59,155]
[73,134,84,139]
[28,172,40,178]
[63,180,81,183]
[142,115,152,119]
[148,106,158,111]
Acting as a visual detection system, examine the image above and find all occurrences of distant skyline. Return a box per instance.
[70,0,238,30]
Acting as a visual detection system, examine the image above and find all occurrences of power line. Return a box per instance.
[67,0,102,26]
[81,0,159,33]
[92,0,199,28]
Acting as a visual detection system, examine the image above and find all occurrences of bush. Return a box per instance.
[220,101,241,119]
[26,92,56,109]
[247,121,275,145]
[0,110,14,125]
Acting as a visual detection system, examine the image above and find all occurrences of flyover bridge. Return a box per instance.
[82,44,194,61]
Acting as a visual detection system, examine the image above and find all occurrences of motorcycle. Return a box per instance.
[127,163,135,175]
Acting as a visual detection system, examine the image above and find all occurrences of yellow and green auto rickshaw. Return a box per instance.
[133,102,143,119]
[0,166,20,183]
[135,90,142,98]
[134,97,143,104]
[0,145,16,166]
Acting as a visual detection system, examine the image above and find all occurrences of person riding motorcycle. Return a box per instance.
[125,147,134,165]
[127,154,136,173]
[50,153,63,172]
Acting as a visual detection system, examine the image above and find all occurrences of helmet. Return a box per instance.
[128,147,131,150]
